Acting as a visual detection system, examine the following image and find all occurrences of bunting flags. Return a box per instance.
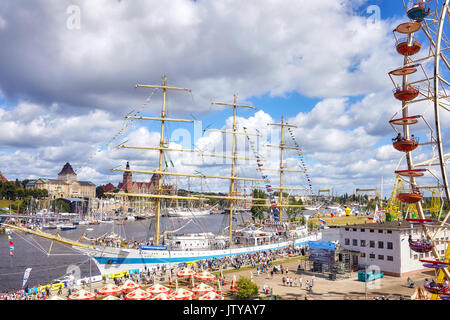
[74,88,159,173]
[286,126,314,196]
[6,229,14,257]
[243,127,280,221]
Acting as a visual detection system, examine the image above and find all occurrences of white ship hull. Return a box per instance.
[75,233,321,275]
[164,209,211,217]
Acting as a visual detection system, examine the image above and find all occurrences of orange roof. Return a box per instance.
[0,171,7,183]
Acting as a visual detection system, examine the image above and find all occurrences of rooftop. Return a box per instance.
[338,220,442,231]
[58,162,76,176]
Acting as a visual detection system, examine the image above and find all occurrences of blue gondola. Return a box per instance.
[407,4,430,22]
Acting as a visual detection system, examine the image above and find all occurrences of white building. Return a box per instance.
[338,221,450,277]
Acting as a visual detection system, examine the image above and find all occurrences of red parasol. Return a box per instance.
[191,282,215,296]
[120,279,141,292]
[170,288,195,300]
[125,288,152,300]
[145,283,171,296]
[68,289,97,301]
[97,283,123,296]
[194,270,216,281]
[197,291,224,300]
[150,292,174,300]
[176,267,196,278]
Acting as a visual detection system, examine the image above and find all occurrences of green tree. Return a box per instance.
[236,276,259,300]
[250,189,268,222]
[96,186,105,198]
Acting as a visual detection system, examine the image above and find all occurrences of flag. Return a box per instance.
[319,218,327,225]
[23,268,32,288]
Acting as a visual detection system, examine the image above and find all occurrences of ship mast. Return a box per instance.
[210,94,257,242]
[267,116,304,220]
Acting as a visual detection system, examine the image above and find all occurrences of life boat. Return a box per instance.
[397,192,423,203]
[409,240,435,253]
[396,38,421,56]
[389,115,421,126]
[424,283,450,295]
[393,86,419,101]
[394,168,426,177]
[393,140,419,152]
[407,4,430,22]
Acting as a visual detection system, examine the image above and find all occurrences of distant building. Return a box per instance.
[99,183,117,193]
[0,171,7,183]
[117,161,173,194]
[26,162,96,199]
[338,221,450,277]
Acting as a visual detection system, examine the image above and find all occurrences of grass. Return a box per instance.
[0,199,22,213]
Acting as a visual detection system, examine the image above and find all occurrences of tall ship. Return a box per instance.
[2,76,321,275]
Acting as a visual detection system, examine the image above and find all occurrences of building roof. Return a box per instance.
[58,162,76,176]
[339,220,441,231]
[0,171,7,183]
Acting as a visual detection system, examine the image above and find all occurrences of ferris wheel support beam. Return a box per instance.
[431,0,450,292]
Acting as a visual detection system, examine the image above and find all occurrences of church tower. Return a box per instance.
[123,161,133,192]
[57,162,77,183]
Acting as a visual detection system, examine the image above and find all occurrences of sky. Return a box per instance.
[0,0,449,198]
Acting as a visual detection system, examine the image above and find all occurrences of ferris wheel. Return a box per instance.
[388,0,450,300]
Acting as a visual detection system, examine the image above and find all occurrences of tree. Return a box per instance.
[250,189,268,222]
[236,276,259,300]
[96,186,105,199]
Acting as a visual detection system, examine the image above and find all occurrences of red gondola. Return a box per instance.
[395,169,426,177]
[393,140,419,152]
[424,283,450,295]
[397,192,423,203]
[393,87,419,101]
[389,115,420,126]
[409,240,435,253]
[396,39,421,56]
[420,259,449,269]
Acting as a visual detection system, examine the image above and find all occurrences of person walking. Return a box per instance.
[299,277,303,288]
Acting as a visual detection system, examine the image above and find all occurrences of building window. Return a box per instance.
[369,253,375,259]
[345,238,350,245]
[370,229,374,233]
[378,241,384,249]
[370,241,375,248]
[378,255,384,260]
[353,228,357,231]
[360,229,365,232]
[345,228,349,231]
[387,230,392,234]
[378,230,383,234]
[360,240,366,247]
[352,239,358,246]
[361,252,366,258]
[387,242,393,250]
[387,256,393,261]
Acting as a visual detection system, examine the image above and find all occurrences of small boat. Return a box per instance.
[116,220,127,225]
[58,224,77,231]
[89,221,100,225]
[41,224,58,230]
